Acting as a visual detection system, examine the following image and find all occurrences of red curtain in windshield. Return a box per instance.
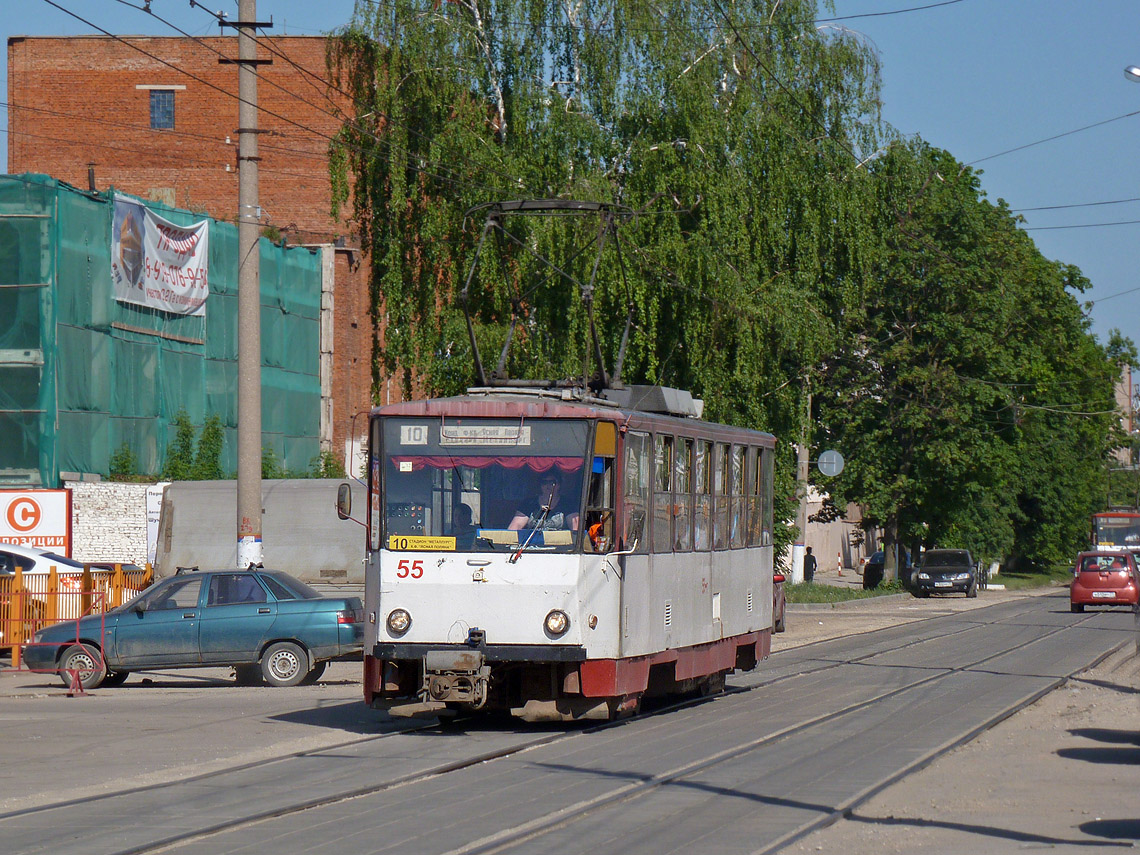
[389,456,581,472]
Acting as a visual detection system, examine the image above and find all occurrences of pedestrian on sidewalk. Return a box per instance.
[804,546,817,583]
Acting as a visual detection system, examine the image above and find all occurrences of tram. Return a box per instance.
[339,385,776,721]
[336,199,777,721]
[1091,509,1140,550]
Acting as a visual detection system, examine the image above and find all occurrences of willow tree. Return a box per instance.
[327,0,885,441]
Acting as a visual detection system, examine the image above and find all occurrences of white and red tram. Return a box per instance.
[341,384,776,722]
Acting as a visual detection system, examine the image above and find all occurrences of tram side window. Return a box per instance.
[652,435,674,553]
[760,446,774,546]
[730,445,745,548]
[622,431,650,552]
[713,443,730,550]
[694,441,711,551]
[674,439,693,551]
[746,446,762,547]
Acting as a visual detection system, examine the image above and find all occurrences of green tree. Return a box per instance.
[328,1,1131,574]
[310,451,347,479]
[109,442,138,480]
[191,413,225,480]
[262,446,286,480]
[816,142,1126,574]
[162,409,197,481]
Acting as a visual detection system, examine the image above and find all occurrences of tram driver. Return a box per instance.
[509,471,580,532]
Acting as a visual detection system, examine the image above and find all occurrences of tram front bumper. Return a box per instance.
[372,642,588,711]
[373,642,587,662]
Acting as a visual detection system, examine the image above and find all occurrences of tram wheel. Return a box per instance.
[699,672,727,697]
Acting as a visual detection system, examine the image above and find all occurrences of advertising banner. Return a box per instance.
[0,489,72,553]
[111,194,209,316]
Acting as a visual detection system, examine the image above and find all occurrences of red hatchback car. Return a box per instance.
[1070,550,1140,613]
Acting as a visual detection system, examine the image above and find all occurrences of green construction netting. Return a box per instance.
[0,174,324,486]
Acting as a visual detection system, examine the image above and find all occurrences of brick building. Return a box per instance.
[7,34,387,472]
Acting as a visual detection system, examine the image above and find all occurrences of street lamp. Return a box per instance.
[1125,65,1140,82]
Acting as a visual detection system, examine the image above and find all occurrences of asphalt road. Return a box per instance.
[0,589,1133,855]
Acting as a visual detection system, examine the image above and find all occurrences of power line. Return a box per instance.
[1023,219,1140,231]
[181,0,537,194]
[967,108,1140,166]
[1011,195,1140,213]
[36,0,512,199]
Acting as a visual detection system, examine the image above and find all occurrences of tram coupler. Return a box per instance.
[421,650,491,708]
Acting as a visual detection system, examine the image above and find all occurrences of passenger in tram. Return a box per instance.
[509,472,580,532]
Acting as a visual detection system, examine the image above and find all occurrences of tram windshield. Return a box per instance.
[378,417,590,552]
[1092,513,1140,548]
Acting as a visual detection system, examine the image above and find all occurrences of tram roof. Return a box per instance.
[372,387,776,444]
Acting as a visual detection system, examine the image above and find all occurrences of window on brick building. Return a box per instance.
[149,90,175,130]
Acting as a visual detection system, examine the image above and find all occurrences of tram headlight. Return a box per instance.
[386,608,412,636]
[544,609,570,637]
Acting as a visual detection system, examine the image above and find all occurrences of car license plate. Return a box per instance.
[935,581,952,588]
[1091,591,1116,598]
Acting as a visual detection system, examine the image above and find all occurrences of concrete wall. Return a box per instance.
[154,479,367,584]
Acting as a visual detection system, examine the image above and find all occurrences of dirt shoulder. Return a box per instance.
[777,585,1140,854]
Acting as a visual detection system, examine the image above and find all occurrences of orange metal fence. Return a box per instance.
[0,564,153,667]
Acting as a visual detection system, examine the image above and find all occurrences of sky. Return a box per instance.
[3,0,1139,347]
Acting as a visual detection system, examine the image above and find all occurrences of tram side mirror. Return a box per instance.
[336,483,352,520]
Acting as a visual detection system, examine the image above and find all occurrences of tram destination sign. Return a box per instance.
[399,424,532,446]
[439,425,532,446]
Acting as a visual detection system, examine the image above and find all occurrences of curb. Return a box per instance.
[787,593,913,612]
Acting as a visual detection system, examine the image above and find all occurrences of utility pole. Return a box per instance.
[791,389,812,584]
[231,0,265,567]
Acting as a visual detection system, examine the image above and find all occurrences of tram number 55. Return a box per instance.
[397,559,424,579]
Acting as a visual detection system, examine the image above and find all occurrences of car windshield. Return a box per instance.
[258,571,322,600]
[923,552,968,567]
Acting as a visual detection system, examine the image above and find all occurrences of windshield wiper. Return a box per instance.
[510,505,551,563]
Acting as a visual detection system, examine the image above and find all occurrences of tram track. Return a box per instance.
[437,608,1122,855]
[1,597,1119,855]
[0,595,1029,824]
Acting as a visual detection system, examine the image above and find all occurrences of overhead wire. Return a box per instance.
[180,0,539,195]
[28,0,1120,422]
[37,0,513,200]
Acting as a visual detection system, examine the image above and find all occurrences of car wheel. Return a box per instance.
[233,664,263,686]
[58,644,107,690]
[261,641,308,687]
[774,614,786,633]
[1071,603,1084,613]
[299,661,328,685]
[102,670,130,687]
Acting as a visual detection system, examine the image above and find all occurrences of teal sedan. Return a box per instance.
[24,567,363,689]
